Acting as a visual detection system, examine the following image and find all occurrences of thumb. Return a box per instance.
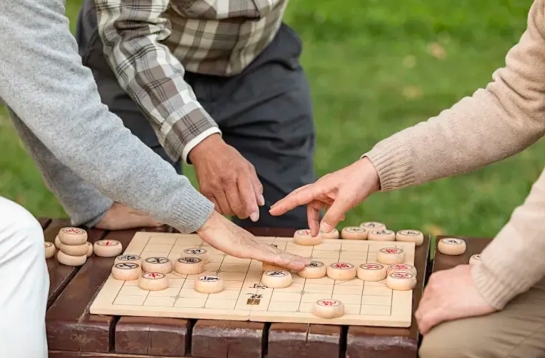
[319,190,354,233]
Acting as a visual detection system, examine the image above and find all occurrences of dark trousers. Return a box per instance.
[75,1,316,229]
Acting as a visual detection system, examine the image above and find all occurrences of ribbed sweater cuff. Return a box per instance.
[163,185,216,234]
[471,261,516,310]
[361,136,417,191]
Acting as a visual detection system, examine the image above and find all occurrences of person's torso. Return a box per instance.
[164,0,288,75]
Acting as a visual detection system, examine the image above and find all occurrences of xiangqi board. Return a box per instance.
[89,232,416,327]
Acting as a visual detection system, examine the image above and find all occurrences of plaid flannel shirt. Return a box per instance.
[95,0,288,163]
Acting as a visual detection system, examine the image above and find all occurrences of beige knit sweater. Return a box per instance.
[365,0,545,310]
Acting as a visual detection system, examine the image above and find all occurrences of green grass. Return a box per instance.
[0,0,540,238]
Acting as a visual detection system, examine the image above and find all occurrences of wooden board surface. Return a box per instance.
[89,232,416,327]
[432,235,491,272]
[44,221,430,358]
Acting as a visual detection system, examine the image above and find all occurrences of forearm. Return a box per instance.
[472,166,545,309]
[95,0,219,162]
[8,107,113,228]
[364,0,545,191]
[0,0,214,233]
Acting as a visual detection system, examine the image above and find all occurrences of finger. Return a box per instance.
[245,240,310,270]
[214,191,234,216]
[416,306,445,335]
[266,249,311,271]
[319,190,355,232]
[236,173,260,221]
[307,200,326,236]
[269,183,329,216]
[248,164,265,206]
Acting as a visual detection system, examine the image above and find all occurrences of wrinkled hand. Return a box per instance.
[196,211,310,270]
[269,157,380,236]
[415,265,496,335]
[190,134,264,221]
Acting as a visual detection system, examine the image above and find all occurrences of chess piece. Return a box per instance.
[57,250,86,266]
[377,247,405,264]
[111,262,142,281]
[142,256,172,274]
[360,222,386,231]
[44,242,56,259]
[356,263,387,281]
[115,254,142,265]
[396,229,424,246]
[327,262,356,280]
[183,247,209,264]
[86,242,93,257]
[469,254,482,265]
[174,257,205,275]
[59,242,89,256]
[437,238,466,255]
[93,239,123,257]
[58,227,87,245]
[261,270,292,288]
[368,229,396,241]
[320,228,339,240]
[138,272,168,291]
[387,263,417,276]
[293,229,323,246]
[54,235,62,249]
[194,275,224,293]
[386,271,416,291]
[340,226,368,240]
[297,260,327,279]
[312,299,344,319]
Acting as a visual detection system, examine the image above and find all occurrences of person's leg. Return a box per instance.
[419,276,545,358]
[0,196,48,358]
[202,23,316,229]
[75,0,182,173]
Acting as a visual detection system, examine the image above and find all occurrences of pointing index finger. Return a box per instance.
[269,184,322,215]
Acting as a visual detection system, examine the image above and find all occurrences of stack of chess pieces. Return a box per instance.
[44,227,124,266]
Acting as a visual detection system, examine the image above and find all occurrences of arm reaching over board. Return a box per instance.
[0,0,308,264]
[271,0,545,337]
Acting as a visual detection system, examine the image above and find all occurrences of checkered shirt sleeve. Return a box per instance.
[94,0,220,163]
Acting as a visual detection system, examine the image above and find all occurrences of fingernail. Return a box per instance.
[320,222,332,233]
[250,211,259,222]
[259,195,265,206]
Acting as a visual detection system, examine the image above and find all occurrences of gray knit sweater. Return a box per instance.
[0,0,215,233]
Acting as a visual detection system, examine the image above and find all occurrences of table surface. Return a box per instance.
[432,235,492,273]
[41,217,431,358]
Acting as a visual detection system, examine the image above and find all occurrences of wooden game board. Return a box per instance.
[89,232,416,327]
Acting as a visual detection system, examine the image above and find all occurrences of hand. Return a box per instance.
[269,157,380,236]
[95,202,163,230]
[196,211,311,270]
[415,265,496,335]
[189,134,264,221]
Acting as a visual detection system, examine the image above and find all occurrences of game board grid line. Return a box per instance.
[110,234,154,306]
[358,247,372,315]
[95,234,415,326]
[234,253,252,312]
[143,234,178,307]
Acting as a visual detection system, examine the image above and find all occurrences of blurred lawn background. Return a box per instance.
[0,0,541,238]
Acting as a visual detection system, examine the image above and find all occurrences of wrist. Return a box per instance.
[355,157,381,192]
[188,133,224,163]
[196,210,224,234]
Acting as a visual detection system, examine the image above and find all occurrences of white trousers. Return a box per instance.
[0,196,48,358]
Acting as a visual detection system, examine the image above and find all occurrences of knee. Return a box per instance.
[0,197,44,255]
[418,319,490,358]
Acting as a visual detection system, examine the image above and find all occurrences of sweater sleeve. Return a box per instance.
[363,0,545,191]
[472,167,545,309]
[0,0,214,233]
